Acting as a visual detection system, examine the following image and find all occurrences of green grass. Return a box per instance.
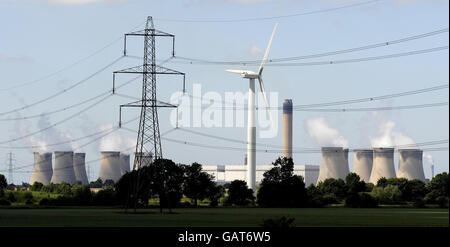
[0,207,447,227]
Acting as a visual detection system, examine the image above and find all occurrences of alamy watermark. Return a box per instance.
[169,84,279,138]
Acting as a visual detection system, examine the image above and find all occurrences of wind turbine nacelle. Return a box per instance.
[226,69,259,79]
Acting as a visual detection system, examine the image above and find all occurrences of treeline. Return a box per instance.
[0,157,448,209]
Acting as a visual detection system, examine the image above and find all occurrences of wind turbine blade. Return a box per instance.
[258,76,273,124]
[258,23,278,75]
[226,69,246,74]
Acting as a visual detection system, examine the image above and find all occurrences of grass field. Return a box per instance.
[0,207,447,227]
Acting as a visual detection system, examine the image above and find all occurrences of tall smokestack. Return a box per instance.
[282,99,293,159]
[317,147,349,184]
[343,148,350,174]
[30,152,53,185]
[99,151,122,183]
[353,149,373,182]
[51,151,75,184]
[119,153,130,175]
[73,153,88,184]
[397,149,425,182]
[369,148,396,185]
[431,164,434,179]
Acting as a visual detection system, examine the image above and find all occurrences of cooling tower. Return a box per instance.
[73,153,89,184]
[119,153,131,175]
[397,149,426,182]
[317,147,349,184]
[30,152,53,185]
[134,152,153,170]
[282,99,293,159]
[50,151,75,184]
[369,148,396,184]
[99,151,122,183]
[353,149,373,182]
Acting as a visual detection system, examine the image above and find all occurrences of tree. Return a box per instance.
[56,182,72,195]
[31,182,44,192]
[425,172,449,207]
[115,166,153,209]
[226,180,255,206]
[317,178,347,200]
[72,184,93,205]
[208,185,225,207]
[103,179,115,187]
[306,184,326,207]
[89,178,103,188]
[183,163,215,206]
[0,174,6,198]
[150,159,185,212]
[371,185,402,204]
[376,177,388,188]
[345,173,366,194]
[257,157,308,207]
[345,192,378,208]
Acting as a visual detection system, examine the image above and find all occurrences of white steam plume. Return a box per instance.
[305,117,348,148]
[370,120,416,148]
[99,124,136,153]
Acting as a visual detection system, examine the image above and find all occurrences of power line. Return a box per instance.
[174,28,449,64]
[179,83,448,109]
[0,75,141,121]
[171,46,449,66]
[0,20,147,93]
[0,56,124,117]
[155,0,383,23]
[0,94,112,145]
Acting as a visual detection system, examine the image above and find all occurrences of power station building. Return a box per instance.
[317,147,349,184]
[30,152,53,185]
[369,148,396,184]
[353,149,373,182]
[98,151,122,183]
[203,164,319,187]
[73,153,89,184]
[50,151,76,184]
[397,149,426,182]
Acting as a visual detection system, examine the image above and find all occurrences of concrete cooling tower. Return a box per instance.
[119,153,130,175]
[30,152,53,185]
[317,147,349,184]
[353,149,373,182]
[73,153,89,184]
[134,152,153,170]
[369,148,396,184]
[282,99,293,159]
[397,149,426,182]
[99,151,122,183]
[50,151,75,184]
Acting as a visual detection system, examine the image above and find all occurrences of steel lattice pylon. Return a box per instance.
[113,16,185,170]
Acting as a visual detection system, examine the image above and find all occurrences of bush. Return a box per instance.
[25,199,33,205]
[371,185,402,204]
[436,196,449,208]
[412,199,426,208]
[0,199,11,206]
[92,188,118,206]
[30,182,44,191]
[322,193,338,205]
[345,193,378,208]
[7,192,16,203]
[39,198,50,206]
[261,216,295,228]
[226,180,255,206]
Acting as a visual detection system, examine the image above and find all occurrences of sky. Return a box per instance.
[0,0,448,184]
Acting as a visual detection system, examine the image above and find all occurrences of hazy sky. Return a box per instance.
[0,0,448,184]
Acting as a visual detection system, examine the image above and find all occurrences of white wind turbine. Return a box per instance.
[226,23,278,191]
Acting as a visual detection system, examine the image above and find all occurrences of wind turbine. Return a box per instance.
[226,23,278,191]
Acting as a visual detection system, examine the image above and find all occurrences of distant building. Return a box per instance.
[202,164,319,187]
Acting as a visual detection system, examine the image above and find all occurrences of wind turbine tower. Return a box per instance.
[226,23,278,191]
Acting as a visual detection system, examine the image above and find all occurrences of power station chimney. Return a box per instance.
[99,151,122,183]
[431,163,435,179]
[282,99,293,159]
[73,153,89,185]
[353,149,373,182]
[397,149,426,182]
[30,152,53,185]
[119,153,131,175]
[317,147,349,184]
[369,148,396,185]
[51,151,75,184]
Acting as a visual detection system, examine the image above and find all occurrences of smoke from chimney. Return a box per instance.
[305,117,348,148]
[370,120,416,148]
